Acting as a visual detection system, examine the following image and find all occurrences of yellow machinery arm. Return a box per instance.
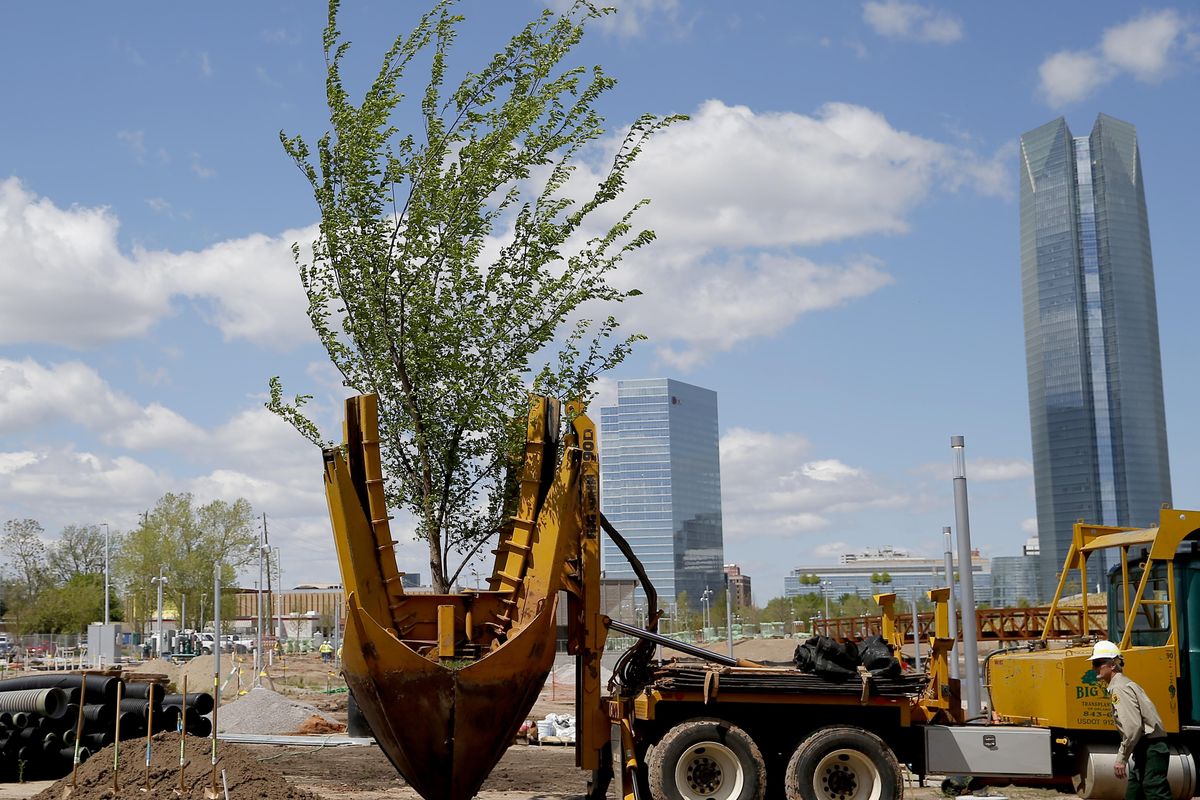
[323,394,622,800]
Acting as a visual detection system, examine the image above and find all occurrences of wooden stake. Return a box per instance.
[176,675,187,795]
[205,671,219,799]
[144,692,154,792]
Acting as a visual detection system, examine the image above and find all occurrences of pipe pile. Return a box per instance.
[0,674,213,782]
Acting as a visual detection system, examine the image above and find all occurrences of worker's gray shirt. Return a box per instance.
[1106,672,1166,764]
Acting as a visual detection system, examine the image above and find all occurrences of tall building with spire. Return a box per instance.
[1019,114,1172,600]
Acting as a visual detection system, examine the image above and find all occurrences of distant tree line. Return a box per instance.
[1,492,258,636]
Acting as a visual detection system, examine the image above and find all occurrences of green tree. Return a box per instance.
[2,519,48,624]
[24,574,108,635]
[115,493,258,634]
[269,0,682,592]
[46,524,108,583]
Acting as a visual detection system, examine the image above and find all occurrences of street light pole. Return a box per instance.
[822,581,831,621]
[275,547,285,642]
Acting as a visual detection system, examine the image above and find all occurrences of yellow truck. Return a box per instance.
[323,393,1200,800]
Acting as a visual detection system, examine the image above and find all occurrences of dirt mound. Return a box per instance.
[294,715,346,735]
[217,687,338,735]
[31,731,317,800]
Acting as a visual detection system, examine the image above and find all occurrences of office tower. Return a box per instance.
[1019,114,1172,600]
[599,379,724,612]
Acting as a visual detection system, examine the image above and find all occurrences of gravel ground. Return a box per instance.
[218,687,339,735]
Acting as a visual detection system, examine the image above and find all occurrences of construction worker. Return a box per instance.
[319,640,334,663]
[1091,640,1169,800]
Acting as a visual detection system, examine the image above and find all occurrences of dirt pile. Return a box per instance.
[217,688,338,735]
[31,731,317,800]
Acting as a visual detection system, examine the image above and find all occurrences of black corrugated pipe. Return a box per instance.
[0,688,67,720]
[155,705,179,733]
[81,732,109,750]
[121,682,163,704]
[118,710,143,733]
[9,712,28,729]
[81,704,113,731]
[187,715,212,737]
[119,699,156,719]
[0,675,116,705]
[163,692,214,716]
[59,745,88,764]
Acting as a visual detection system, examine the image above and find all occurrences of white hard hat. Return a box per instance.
[1090,640,1121,661]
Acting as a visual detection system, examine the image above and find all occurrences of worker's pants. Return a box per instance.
[1127,739,1171,800]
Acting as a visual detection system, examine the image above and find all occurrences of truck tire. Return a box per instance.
[784,725,903,800]
[647,719,766,800]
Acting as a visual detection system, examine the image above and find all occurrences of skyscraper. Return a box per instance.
[1019,114,1172,600]
[599,379,724,611]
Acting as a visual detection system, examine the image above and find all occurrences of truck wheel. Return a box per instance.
[647,719,766,800]
[785,726,903,800]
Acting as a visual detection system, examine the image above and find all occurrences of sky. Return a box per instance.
[1,1,1198,602]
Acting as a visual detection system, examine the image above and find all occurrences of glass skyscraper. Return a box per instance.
[599,379,724,611]
[1019,114,1172,600]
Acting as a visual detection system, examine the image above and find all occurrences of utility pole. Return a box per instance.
[256,514,266,680]
[264,514,273,650]
[943,526,960,680]
[724,573,734,658]
[275,547,284,642]
[909,584,922,673]
[952,435,982,719]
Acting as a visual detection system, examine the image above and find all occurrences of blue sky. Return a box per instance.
[1,2,1198,600]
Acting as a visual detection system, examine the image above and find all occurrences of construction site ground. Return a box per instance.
[0,645,1075,798]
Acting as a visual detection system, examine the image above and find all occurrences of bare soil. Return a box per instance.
[5,648,1076,799]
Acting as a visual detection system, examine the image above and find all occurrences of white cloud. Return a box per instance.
[1038,51,1114,107]
[199,52,212,77]
[0,180,171,346]
[1039,9,1194,106]
[157,226,318,349]
[912,457,1032,483]
[969,459,1033,482]
[639,253,893,370]
[814,540,850,557]
[0,451,39,475]
[862,1,963,44]
[0,368,334,581]
[1021,518,1038,535]
[0,448,170,508]
[117,130,147,161]
[545,0,684,38]
[3,99,1007,367]
[190,153,215,179]
[719,428,904,541]
[619,100,1004,249]
[564,100,1007,366]
[0,358,206,449]
[801,459,864,482]
[1101,9,1186,80]
[0,179,314,349]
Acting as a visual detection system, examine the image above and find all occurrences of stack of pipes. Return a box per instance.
[0,674,213,781]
